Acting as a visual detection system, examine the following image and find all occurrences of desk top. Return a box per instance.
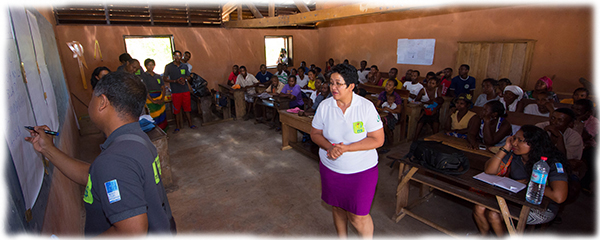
[424,132,495,158]
[390,155,547,211]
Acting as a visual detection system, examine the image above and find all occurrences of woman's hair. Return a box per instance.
[288,75,297,81]
[482,78,498,86]
[308,69,316,75]
[388,79,398,87]
[329,63,358,87]
[520,125,569,175]
[90,66,111,89]
[498,78,512,85]
[485,100,507,118]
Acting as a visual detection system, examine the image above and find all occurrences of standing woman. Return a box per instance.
[310,64,385,238]
[141,58,167,130]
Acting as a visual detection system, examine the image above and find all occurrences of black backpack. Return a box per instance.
[190,72,210,97]
[390,140,470,175]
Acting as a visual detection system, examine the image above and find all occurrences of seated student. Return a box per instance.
[116,53,132,72]
[448,64,476,98]
[366,65,383,85]
[291,68,298,77]
[445,93,478,139]
[280,75,304,110]
[255,77,285,124]
[381,68,402,90]
[90,66,110,89]
[299,61,309,74]
[306,70,318,90]
[496,78,512,98]
[275,63,289,85]
[376,79,403,108]
[296,67,309,88]
[474,78,500,107]
[264,75,285,94]
[523,92,555,117]
[309,76,325,104]
[227,65,240,86]
[535,108,585,178]
[469,100,512,149]
[524,76,559,102]
[413,77,444,141]
[357,60,370,84]
[424,71,436,85]
[141,58,167,130]
[236,66,260,120]
[299,80,332,117]
[500,85,523,112]
[379,94,401,146]
[435,68,452,96]
[256,64,274,84]
[473,125,568,236]
[316,67,325,80]
[400,69,413,84]
[309,64,316,72]
[403,70,424,103]
[572,99,597,191]
[561,87,590,104]
[572,99,597,149]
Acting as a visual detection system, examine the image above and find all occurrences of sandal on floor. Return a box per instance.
[173,128,180,134]
[190,125,198,129]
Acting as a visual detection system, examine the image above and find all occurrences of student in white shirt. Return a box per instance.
[236,66,259,120]
[357,60,370,84]
[310,63,384,239]
[403,70,424,103]
[296,67,309,88]
[523,92,554,117]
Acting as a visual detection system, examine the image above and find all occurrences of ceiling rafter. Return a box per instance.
[224,2,418,28]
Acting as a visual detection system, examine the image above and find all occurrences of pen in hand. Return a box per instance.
[24,126,59,136]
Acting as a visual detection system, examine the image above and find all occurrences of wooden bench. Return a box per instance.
[218,83,246,120]
[388,149,549,236]
[471,106,549,128]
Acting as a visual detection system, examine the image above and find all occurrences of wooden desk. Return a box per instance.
[279,110,312,150]
[218,84,246,120]
[424,132,494,158]
[359,83,409,99]
[389,152,548,236]
[471,106,548,126]
[146,127,174,189]
[405,102,423,140]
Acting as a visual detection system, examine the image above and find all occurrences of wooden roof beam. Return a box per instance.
[294,0,310,13]
[221,1,237,21]
[268,0,275,17]
[224,2,420,28]
[246,3,263,18]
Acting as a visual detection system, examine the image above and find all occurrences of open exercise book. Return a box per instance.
[473,172,526,193]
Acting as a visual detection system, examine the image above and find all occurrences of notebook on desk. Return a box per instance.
[473,172,527,193]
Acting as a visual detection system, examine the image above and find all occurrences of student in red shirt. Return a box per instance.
[227,65,239,86]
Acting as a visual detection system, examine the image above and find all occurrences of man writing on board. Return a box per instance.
[25,72,176,236]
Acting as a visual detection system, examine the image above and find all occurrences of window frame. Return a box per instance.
[264,35,293,69]
[123,35,175,74]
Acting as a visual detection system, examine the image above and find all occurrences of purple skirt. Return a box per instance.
[319,161,378,216]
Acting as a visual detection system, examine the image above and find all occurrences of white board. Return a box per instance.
[397,38,436,65]
[5,12,45,210]
[27,10,59,131]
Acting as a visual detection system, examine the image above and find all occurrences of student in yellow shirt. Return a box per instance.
[381,68,403,90]
[561,87,590,104]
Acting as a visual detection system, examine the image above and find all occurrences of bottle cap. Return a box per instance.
[541,156,548,161]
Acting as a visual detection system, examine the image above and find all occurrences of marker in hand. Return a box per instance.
[24,126,59,136]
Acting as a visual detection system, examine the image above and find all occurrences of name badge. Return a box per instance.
[353,121,365,134]
[556,163,564,173]
[180,69,186,75]
[104,179,122,204]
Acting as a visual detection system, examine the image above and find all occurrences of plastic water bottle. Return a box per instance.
[525,156,550,205]
[216,91,220,100]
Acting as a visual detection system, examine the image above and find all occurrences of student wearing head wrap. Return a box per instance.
[500,85,523,112]
[524,76,559,102]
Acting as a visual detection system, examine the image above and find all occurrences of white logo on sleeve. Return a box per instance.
[104,179,122,204]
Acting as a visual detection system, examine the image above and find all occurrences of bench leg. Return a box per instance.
[496,196,518,236]
[281,123,295,150]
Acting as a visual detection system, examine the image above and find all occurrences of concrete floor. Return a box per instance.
[78,114,596,238]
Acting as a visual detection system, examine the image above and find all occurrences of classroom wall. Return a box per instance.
[317,6,592,95]
[53,25,319,118]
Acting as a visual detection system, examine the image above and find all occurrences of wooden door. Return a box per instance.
[455,40,536,97]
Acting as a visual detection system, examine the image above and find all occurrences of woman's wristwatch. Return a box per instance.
[499,147,511,154]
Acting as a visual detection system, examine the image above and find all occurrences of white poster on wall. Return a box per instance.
[397,38,436,65]
[5,13,45,210]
